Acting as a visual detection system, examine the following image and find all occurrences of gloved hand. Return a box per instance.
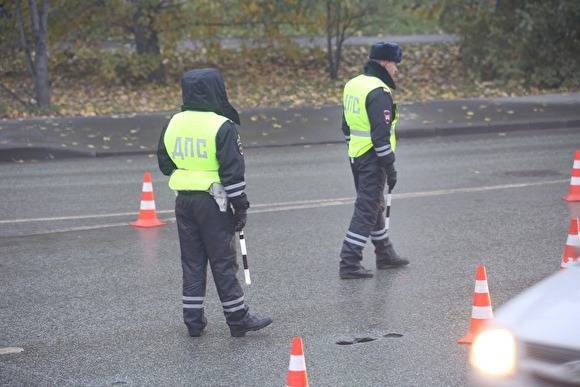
[230,194,250,232]
[385,162,397,191]
[233,208,247,232]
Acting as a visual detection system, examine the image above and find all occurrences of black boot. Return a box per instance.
[229,313,273,337]
[376,243,409,269]
[187,316,208,337]
[340,264,374,279]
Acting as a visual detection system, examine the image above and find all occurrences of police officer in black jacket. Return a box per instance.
[339,42,410,279]
[157,68,272,337]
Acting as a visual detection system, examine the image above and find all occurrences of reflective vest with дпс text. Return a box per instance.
[163,111,228,191]
[343,74,398,158]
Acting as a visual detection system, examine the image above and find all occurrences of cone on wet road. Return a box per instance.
[563,150,580,202]
[458,265,493,345]
[560,217,580,269]
[287,336,309,387]
[130,172,165,228]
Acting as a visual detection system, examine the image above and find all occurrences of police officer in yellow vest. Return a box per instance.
[339,42,409,279]
[157,68,272,337]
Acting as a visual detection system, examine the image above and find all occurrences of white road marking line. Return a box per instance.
[0,179,567,229]
[0,347,24,355]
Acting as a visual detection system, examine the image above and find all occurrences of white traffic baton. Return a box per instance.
[238,231,251,285]
[385,188,392,233]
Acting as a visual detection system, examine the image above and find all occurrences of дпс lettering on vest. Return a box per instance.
[172,137,208,160]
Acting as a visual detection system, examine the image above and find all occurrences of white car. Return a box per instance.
[470,263,580,386]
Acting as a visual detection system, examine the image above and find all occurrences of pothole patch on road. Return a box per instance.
[336,333,403,346]
[0,347,24,355]
[354,336,377,343]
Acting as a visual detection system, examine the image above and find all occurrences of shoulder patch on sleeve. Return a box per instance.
[383,109,391,125]
[236,133,244,155]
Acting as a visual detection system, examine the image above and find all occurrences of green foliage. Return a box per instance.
[440,0,580,88]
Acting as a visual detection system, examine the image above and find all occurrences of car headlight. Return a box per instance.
[470,328,516,377]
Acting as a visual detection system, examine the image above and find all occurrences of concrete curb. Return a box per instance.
[2,116,578,162]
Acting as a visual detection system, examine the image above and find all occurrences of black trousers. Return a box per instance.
[175,192,248,332]
[339,150,395,271]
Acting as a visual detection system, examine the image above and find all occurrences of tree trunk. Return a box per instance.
[16,0,51,108]
[132,3,165,83]
[325,0,338,80]
[31,0,50,107]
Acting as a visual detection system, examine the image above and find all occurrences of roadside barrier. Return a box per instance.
[459,265,494,345]
[287,336,309,387]
[560,217,580,269]
[563,150,580,202]
[130,172,165,228]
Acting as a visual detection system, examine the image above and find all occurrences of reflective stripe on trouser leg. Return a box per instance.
[195,194,248,323]
[176,194,209,331]
[340,151,384,270]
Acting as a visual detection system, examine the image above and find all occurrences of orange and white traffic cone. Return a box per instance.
[458,265,493,345]
[563,150,580,202]
[287,336,309,387]
[130,172,165,228]
[560,217,580,269]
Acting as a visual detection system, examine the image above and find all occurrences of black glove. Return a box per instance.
[230,195,250,232]
[385,162,397,190]
[233,208,247,232]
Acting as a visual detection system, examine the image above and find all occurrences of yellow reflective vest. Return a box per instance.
[163,111,227,191]
[343,74,398,158]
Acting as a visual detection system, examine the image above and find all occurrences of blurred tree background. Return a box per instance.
[0,0,578,117]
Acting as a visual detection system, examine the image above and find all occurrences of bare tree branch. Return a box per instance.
[0,83,30,107]
[15,0,35,78]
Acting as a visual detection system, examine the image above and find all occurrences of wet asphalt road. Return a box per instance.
[1,127,579,386]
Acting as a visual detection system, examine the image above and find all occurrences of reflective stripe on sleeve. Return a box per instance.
[227,190,244,198]
[377,149,393,157]
[224,181,246,192]
[374,144,391,152]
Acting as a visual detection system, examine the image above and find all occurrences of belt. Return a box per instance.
[177,190,208,196]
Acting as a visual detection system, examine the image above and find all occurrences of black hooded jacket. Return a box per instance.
[157,68,248,208]
[341,60,397,166]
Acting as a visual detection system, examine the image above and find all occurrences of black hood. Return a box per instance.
[180,68,241,125]
[363,60,396,90]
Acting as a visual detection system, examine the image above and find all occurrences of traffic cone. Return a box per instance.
[130,172,165,228]
[560,217,580,269]
[563,150,580,202]
[287,336,309,387]
[458,265,493,345]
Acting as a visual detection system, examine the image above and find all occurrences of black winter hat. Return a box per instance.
[369,42,402,63]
